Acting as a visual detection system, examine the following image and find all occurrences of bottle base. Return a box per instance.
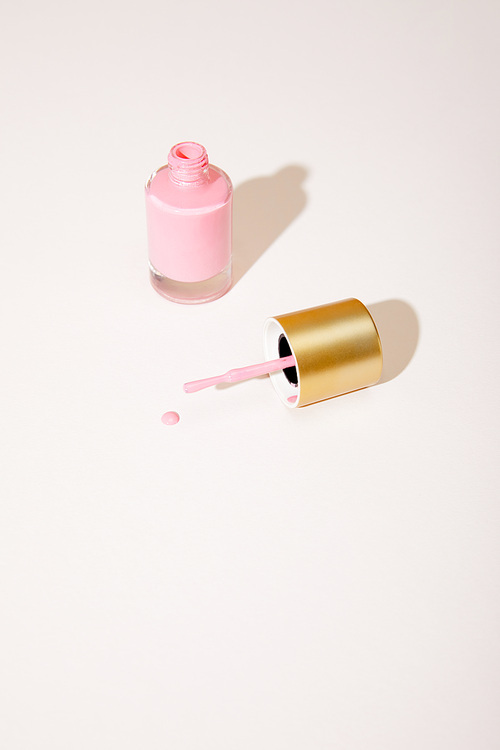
[149,262,232,304]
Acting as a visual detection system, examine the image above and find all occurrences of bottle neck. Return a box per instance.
[167,141,209,185]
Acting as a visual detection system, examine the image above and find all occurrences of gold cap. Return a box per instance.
[263,298,383,407]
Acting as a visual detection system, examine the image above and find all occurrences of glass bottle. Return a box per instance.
[146,141,233,304]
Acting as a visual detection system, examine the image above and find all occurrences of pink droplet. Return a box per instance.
[288,395,298,404]
[161,411,180,425]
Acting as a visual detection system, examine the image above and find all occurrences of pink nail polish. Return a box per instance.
[145,141,233,304]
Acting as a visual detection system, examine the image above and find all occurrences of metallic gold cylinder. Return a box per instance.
[263,298,383,407]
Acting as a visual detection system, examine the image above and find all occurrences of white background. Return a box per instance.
[1,1,499,748]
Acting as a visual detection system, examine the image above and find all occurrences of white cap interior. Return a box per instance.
[263,317,300,408]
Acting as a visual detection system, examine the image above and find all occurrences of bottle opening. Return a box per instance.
[173,143,205,160]
[168,141,209,183]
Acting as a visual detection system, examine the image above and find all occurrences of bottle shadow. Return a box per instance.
[232,165,308,285]
[367,299,419,384]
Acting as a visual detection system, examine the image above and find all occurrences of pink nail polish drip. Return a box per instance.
[146,141,233,304]
[161,411,180,425]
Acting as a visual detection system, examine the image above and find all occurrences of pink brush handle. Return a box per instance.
[184,355,296,393]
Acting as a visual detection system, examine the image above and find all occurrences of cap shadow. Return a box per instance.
[367,299,419,385]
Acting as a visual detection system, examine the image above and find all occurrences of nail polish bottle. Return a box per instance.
[145,142,233,304]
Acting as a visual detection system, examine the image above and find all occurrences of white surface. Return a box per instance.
[1,1,500,748]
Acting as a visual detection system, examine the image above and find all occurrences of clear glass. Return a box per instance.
[149,260,232,305]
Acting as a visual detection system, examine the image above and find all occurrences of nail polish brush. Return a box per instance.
[166,299,382,424]
[184,355,295,393]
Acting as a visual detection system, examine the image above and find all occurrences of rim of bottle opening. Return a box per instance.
[168,141,209,182]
